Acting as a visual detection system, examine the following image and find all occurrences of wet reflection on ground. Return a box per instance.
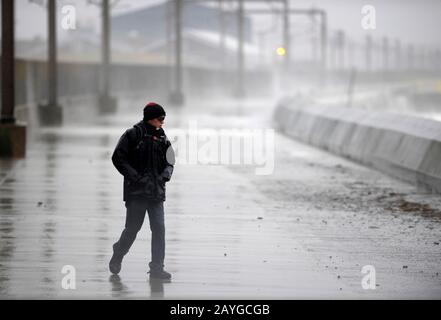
[149,278,166,299]
[108,275,130,298]
[0,98,440,299]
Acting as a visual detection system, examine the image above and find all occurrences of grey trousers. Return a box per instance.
[114,198,165,270]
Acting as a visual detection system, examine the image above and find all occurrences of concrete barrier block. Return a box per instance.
[419,140,441,178]
[274,101,441,194]
[333,121,358,156]
[393,135,431,170]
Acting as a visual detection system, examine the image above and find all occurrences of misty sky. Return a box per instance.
[10,0,441,49]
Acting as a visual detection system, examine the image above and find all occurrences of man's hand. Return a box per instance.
[160,172,171,183]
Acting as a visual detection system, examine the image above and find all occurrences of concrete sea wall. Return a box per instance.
[274,100,441,193]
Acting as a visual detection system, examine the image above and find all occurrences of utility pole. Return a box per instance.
[102,0,110,100]
[166,0,173,94]
[184,2,327,97]
[407,44,414,71]
[347,39,355,69]
[419,46,427,71]
[257,30,266,63]
[282,0,290,69]
[1,0,15,124]
[365,35,372,72]
[317,10,327,87]
[346,67,357,108]
[38,0,63,126]
[336,30,345,70]
[219,0,226,69]
[48,0,57,110]
[218,0,229,96]
[0,0,26,157]
[169,0,184,105]
[235,0,245,98]
[99,0,117,113]
[382,36,389,71]
[245,6,328,88]
[394,39,401,71]
[310,14,318,64]
[319,12,327,71]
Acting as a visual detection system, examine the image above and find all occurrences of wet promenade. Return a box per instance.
[1,97,441,299]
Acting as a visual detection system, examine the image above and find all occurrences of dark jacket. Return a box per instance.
[112,120,175,202]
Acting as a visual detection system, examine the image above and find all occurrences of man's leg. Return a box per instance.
[109,198,148,274]
[146,200,171,279]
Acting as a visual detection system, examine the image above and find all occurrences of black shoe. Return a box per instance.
[149,269,172,280]
[109,244,123,275]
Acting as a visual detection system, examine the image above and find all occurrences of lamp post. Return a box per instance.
[99,0,118,113]
[169,0,185,105]
[0,0,27,157]
[37,0,63,126]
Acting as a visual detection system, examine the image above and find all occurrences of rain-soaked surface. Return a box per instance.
[1,97,441,299]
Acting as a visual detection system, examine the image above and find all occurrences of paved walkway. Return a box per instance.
[1,97,440,299]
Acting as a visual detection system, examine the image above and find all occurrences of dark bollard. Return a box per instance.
[37,103,63,127]
[37,0,63,127]
[0,0,27,158]
[98,95,118,114]
[0,123,26,158]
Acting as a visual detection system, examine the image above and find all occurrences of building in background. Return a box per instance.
[112,1,257,68]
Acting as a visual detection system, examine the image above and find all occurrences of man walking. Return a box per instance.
[109,102,175,280]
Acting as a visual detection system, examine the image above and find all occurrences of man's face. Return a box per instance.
[148,116,165,129]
